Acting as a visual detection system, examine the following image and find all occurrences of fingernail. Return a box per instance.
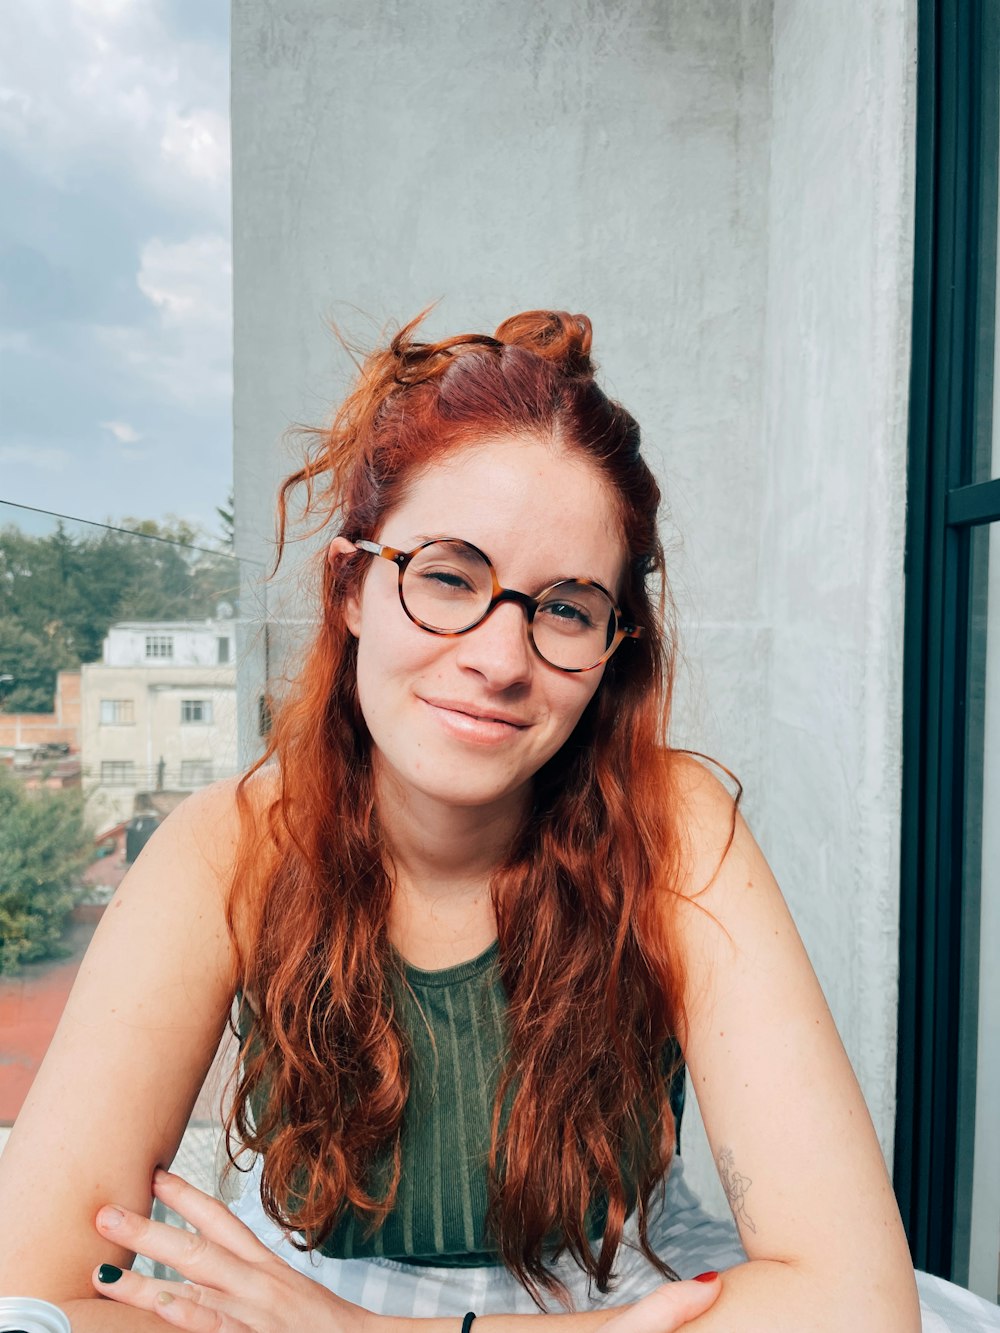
[153,1167,170,1185]
[98,1205,125,1229]
[694,1270,719,1283]
[97,1263,123,1284]
[157,1292,175,1306]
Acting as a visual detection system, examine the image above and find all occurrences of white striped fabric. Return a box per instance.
[229,1154,1000,1327]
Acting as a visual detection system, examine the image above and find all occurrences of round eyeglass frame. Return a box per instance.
[352,536,644,673]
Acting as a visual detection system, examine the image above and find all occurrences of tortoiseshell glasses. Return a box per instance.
[354,537,643,673]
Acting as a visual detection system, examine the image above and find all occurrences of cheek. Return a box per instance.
[353,601,447,701]
[549,669,606,737]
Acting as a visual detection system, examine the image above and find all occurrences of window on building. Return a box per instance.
[99,699,134,725]
[179,759,214,788]
[181,699,213,724]
[145,634,174,659]
[100,760,136,786]
[217,636,230,664]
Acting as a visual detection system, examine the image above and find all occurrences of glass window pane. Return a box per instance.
[955,519,1000,1302]
[0,499,266,1216]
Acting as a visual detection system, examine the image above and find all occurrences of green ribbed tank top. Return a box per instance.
[326,941,506,1265]
[241,940,685,1267]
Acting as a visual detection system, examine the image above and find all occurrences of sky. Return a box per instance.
[0,0,232,537]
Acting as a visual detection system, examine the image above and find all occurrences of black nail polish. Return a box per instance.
[97,1263,123,1283]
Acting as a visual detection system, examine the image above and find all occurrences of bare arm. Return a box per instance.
[76,1170,723,1331]
[0,777,247,1322]
[637,757,920,1332]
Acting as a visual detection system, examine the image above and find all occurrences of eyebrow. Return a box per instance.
[411,533,612,591]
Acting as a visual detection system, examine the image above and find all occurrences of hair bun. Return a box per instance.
[493,310,593,377]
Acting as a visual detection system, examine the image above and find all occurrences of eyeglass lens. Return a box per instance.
[401,541,617,671]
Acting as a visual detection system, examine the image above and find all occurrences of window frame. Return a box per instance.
[144,634,174,660]
[99,698,135,725]
[180,698,213,725]
[179,759,214,788]
[895,0,1000,1281]
[100,759,136,787]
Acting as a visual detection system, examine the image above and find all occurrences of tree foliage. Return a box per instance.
[0,769,92,974]
[0,516,239,713]
[0,618,77,714]
[216,490,235,550]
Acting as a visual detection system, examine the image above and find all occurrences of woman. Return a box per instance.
[0,311,924,1330]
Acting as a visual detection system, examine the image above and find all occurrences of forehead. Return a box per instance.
[382,436,626,586]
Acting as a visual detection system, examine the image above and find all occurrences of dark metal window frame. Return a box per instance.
[895,0,1000,1280]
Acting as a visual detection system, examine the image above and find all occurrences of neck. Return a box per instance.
[375,762,527,964]
[376,764,526,895]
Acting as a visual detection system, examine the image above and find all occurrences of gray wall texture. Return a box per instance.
[231,0,916,1214]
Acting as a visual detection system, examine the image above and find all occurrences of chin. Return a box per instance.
[419,772,526,809]
[382,750,527,809]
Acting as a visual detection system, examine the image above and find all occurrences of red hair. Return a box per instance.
[225,310,690,1302]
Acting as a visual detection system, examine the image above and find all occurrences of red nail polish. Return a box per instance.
[693,1271,719,1283]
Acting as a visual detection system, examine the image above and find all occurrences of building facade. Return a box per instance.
[80,621,237,832]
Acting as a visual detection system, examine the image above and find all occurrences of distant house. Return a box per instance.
[80,620,237,833]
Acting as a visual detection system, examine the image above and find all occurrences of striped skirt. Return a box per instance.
[230,1155,1000,1330]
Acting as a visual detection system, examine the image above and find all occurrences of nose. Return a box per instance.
[454,600,534,688]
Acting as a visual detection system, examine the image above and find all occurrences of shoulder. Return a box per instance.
[660,753,795,1016]
[140,764,282,954]
[142,764,280,876]
[664,750,748,900]
[656,757,918,1315]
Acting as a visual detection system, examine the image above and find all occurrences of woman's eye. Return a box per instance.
[540,601,594,627]
[420,568,476,592]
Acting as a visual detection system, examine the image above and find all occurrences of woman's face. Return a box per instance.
[343,435,628,818]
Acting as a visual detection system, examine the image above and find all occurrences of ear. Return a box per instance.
[327,535,356,562]
[327,537,362,637]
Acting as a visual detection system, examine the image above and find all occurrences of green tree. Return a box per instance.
[0,770,91,974]
[216,490,235,550]
[0,617,76,714]
[0,508,241,713]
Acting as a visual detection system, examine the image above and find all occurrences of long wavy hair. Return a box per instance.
[225,309,692,1302]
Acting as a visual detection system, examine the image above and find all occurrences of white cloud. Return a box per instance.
[93,231,232,411]
[0,329,34,354]
[0,2,230,224]
[0,444,71,472]
[71,0,136,19]
[101,420,141,444]
[137,234,231,324]
[161,108,230,185]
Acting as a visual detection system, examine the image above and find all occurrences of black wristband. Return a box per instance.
[461,1313,477,1333]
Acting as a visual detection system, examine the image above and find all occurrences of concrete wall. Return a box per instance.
[231,0,916,1217]
[756,0,916,1167]
[232,0,774,741]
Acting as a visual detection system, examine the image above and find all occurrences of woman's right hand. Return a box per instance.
[600,1273,722,1333]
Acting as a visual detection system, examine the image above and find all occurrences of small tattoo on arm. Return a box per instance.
[717,1146,757,1235]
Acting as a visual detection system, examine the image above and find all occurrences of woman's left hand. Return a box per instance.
[92,1168,369,1332]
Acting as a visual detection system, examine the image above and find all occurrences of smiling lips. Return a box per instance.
[419,696,530,740]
